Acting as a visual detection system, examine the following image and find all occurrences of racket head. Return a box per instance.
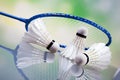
[0,12,112,47]
[25,13,112,47]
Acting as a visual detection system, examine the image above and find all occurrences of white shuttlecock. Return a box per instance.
[62,27,88,59]
[71,43,111,77]
[84,43,111,70]
[17,41,55,68]
[22,18,59,53]
[57,27,88,80]
[75,67,102,80]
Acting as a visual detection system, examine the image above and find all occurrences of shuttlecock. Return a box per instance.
[75,67,102,80]
[62,27,88,59]
[22,18,59,53]
[84,43,111,70]
[17,41,55,68]
[71,42,111,77]
[68,27,88,77]
[57,27,88,80]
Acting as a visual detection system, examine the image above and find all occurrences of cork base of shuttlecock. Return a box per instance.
[70,64,84,77]
[77,27,88,37]
[49,42,59,53]
[75,53,87,66]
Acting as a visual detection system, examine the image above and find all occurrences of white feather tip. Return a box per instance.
[85,43,111,70]
[77,27,88,36]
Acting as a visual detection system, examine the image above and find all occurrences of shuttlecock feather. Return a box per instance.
[71,43,111,77]
[84,43,111,70]
[22,19,59,53]
[70,42,111,80]
[62,27,88,59]
[57,27,88,80]
[57,56,72,80]
[17,41,55,68]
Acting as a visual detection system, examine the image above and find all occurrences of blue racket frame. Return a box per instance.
[0,11,112,80]
[0,12,112,46]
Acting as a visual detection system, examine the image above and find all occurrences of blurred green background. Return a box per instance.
[0,0,120,80]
